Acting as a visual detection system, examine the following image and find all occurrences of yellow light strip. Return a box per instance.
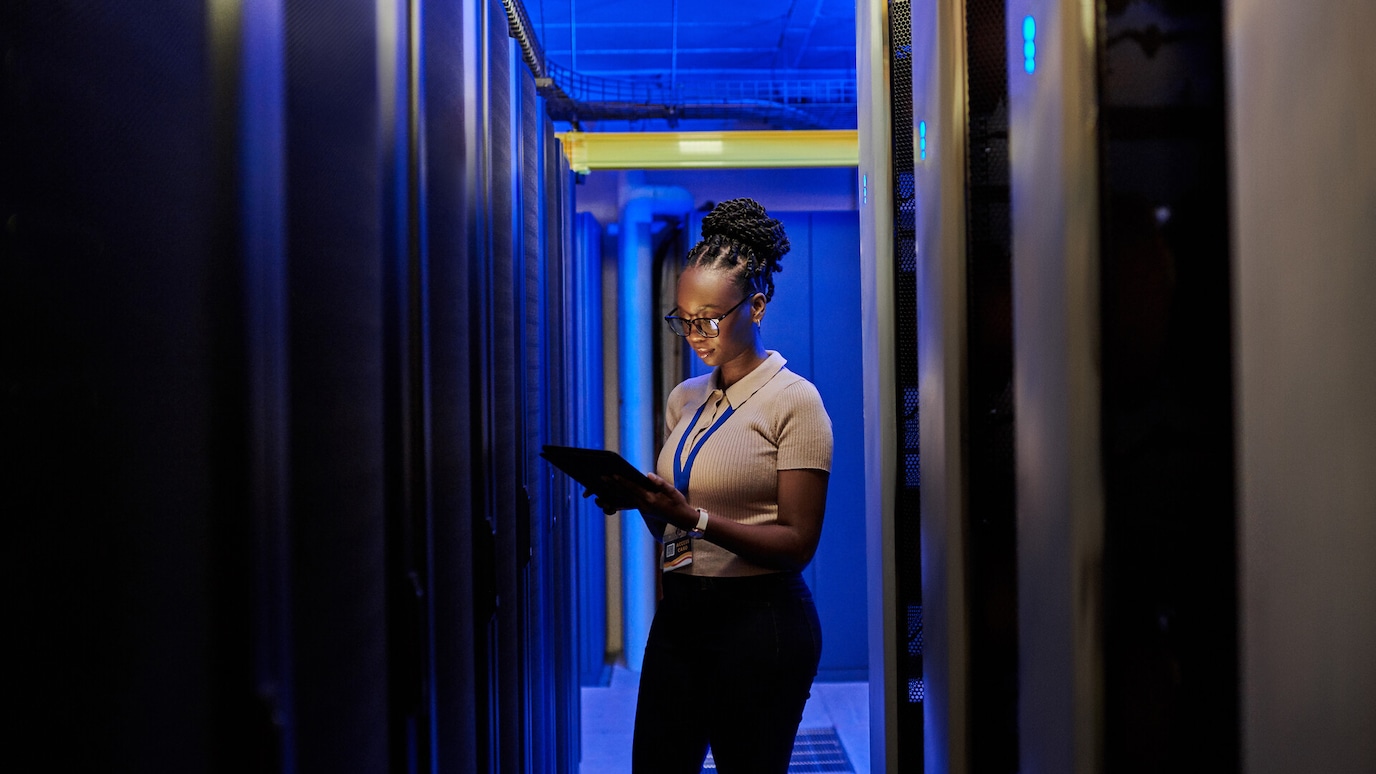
[556,130,860,173]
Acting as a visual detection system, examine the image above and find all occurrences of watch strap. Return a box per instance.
[689,507,709,538]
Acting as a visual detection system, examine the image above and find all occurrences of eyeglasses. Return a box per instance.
[663,295,753,338]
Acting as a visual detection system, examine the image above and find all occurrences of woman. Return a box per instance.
[610,198,834,773]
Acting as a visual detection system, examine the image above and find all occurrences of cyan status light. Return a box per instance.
[919,121,928,161]
[1023,15,1037,73]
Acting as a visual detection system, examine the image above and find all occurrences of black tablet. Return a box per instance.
[539,445,656,507]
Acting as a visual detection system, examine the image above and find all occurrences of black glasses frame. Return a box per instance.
[663,295,754,338]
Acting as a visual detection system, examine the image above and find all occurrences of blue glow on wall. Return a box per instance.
[918,121,927,161]
[1023,15,1037,73]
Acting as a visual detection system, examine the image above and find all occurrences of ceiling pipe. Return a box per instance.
[617,180,695,672]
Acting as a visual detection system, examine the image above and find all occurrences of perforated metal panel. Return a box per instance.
[477,6,582,768]
[2,3,245,769]
[484,4,521,770]
[282,1,393,769]
[423,0,483,766]
[888,1,925,768]
[5,2,578,771]
[704,727,856,772]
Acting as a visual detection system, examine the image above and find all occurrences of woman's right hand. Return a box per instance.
[581,479,630,515]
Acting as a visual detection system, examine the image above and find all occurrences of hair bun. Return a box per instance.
[700,198,790,264]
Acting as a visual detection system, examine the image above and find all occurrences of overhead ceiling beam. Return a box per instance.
[556,129,858,172]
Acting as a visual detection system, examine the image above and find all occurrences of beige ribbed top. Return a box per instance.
[655,351,833,576]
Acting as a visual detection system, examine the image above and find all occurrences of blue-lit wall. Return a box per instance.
[711,209,868,682]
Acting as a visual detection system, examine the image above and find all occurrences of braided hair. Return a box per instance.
[684,198,790,302]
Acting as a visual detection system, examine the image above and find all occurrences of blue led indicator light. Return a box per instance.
[862,173,868,204]
[1023,15,1036,73]
[919,121,927,161]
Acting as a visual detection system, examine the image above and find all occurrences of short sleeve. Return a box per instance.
[775,380,833,472]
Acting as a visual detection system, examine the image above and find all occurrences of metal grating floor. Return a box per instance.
[702,727,854,773]
[581,669,869,773]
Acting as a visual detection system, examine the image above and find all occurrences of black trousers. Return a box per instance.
[632,571,823,774]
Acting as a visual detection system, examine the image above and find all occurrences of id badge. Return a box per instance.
[661,528,693,572]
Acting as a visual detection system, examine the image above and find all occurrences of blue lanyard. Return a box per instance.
[672,397,736,498]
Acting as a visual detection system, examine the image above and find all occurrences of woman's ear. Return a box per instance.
[751,292,767,325]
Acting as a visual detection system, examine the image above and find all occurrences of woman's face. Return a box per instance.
[674,265,764,371]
